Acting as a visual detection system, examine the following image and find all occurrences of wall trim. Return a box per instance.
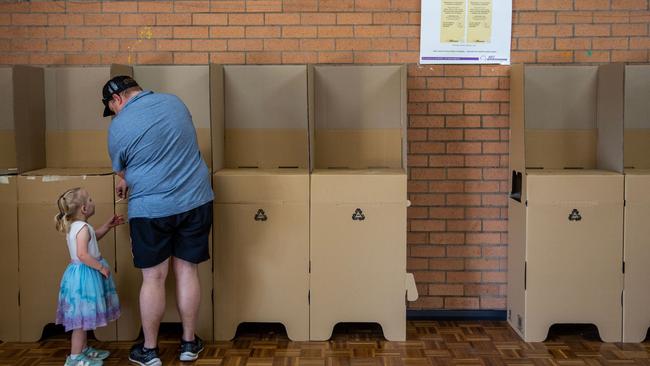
[407,310,507,321]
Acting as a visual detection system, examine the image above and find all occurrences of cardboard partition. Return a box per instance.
[311,65,407,170]
[623,171,650,342]
[17,168,116,341]
[0,66,46,175]
[624,65,650,169]
[132,66,212,171]
[44,65,132,169]
[510,64,623,172]
[522,171,624,342]
[210,65,309,170]
[0,175,19,341]
[113,177,213,341]
[309,169,407,341]
[213,169,310,341]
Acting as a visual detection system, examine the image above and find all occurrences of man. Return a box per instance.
[102,75,214,366]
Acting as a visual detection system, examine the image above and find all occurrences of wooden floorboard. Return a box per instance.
[0,321,648,365]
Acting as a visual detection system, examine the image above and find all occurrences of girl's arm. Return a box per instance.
[76,225,110,278]
[95,214,125,241]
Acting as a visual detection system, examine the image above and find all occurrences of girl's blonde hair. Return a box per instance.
[54,187,86,233]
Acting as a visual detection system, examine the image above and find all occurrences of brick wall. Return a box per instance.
[2,0,649,311]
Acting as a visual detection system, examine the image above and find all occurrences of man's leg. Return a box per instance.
[140,258,169,349]
[173,256,200,342]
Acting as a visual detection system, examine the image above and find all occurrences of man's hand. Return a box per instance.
[116,177,128,199]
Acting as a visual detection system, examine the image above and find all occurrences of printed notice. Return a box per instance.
[420,0,511,64]
[440,0,466,43]
[467,0,492,43]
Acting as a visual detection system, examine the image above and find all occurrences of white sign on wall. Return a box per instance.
[419,0,512,65]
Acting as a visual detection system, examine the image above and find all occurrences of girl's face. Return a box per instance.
[80,190,95,218]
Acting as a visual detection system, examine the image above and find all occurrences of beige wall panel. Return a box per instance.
[507,199,526,339]
[213,171,309,341]
[310,171,407,341]
[525,130,597,169]
[623,172,650,342]
[46,131,111,169]
[224,129,308,169]
[624,129,650,169]
[0,132,16,171]
[314,129,403,169]
[525,173,623,342]
[213,202,309,341]
[17,172,115,341]
[0,176,19,341]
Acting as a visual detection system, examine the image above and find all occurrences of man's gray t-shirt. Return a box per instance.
[108,90,213,219]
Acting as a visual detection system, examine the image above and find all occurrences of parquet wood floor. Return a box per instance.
[1,322,648,366]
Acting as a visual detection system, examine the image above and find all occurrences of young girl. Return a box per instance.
[54,187,124,366]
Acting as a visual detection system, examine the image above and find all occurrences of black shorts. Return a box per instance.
[129,202,212,269]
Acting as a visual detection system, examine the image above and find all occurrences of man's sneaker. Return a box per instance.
[64,353,103,366]
[82,346,110,360]
[128,343,162,366]
[179,335,204,361]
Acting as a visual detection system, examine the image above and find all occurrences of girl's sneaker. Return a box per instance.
[64,353,103,366]
[83,346,110,360]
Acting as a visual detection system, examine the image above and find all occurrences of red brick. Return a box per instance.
[593,37,629,49]
[301,39,335,51]
[512,24,536,37]
[466,233,501,245]
[411,168,445,180]
[246,26,282,38]
[30,53,64,64]
[66,26,101,38]
[320,0,355,11]
[264,39,300,51]
[482,194,508,206]
[447,271,482,282]
[12,39,46,52]
[519,11,556,24]
[193,14,228,25]
[282,26,317,38]
[410,219,445,232]
[428,181,463,193]
[390,25,419,37]
[513,0,536,10]
[354,51,390,63]
[465,103,500,115]
[371,38,407,50]
[464,283,500,296]
[429,207,464,219]
[138,1,174,12]
[246,0,282,12]
[337,13,372,25]
[480,297,506,309]
[444,297,479,309]
[557,12,593,23]
[65,54,101,65]
[537,0,573,10]
[447,194,481,206]
[157,14,192,25]
[227,39,263,51]
[211,0,246,12]
[174,1,210,12]
[318,51,353,62]
[429,233,465,245]
[428,259,464,271]
[318,26,353,38]
[517,37,554,50]
[612,0,647,9]
[210,26,245,38]
[284,0,318,11]
[465,155,500,167]
[427,155,463,167]
[446,116,481,128]
[120,39,156,52]
[446,90,481,102]
[410,194,445,207]
[447,168,482,180]
[373,12,409,24]
[174,52,208,64]
[302,13,336,25]
[612,50,648,62]
[429,284,464,296]
[191,39,227,51]
[48,39,82,52]
[575,24,611,36]
[407,155,428,167]
[246,51,282,64]
[411,245,445,257]
[137,52,173,64]
[594,11,630,23]
[465,181,500,193]
[121,14,156,26]
[429,103,463,115]
[354,25,390,37]
[409,90,443,102]
[174,26,209,38]
[613,24,648,36]
[265,13,301,25]
[355,0,391,10]
[407,206,428,219]
[229,14,264,25]
[85,14,120,26]
[576,0,610,10]
[28,1,64,12]
[410,116,444,128]
[210,51,245,64]
[49,14,87,26]
[103,1,138,12]
[86,39,120,52]
[157,39,192,51]
[411,296,443,309]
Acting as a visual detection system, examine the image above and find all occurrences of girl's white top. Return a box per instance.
[67,221,101,261]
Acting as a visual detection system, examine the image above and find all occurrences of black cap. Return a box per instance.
[102,75,139,117]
